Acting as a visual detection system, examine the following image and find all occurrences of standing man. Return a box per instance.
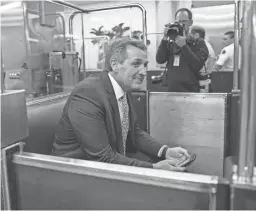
[190,26,216,73]
[213,31,235,71]
[52,38,190,171]
[156,8,209,92]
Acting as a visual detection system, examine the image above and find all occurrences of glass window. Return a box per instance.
[80,7,143,72]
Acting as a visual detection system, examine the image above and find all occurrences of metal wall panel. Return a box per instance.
[211,71,234,93]
[1,143,22,210]
[229,93,240,156]
[15,165,209,210]
[12,152,229,210]
[1,90,29,148]
[131,91,147,132]
[149,92,229,176]
[25,93,70,154]
[230,184,256,210]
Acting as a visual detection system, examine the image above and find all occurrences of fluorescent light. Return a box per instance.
[0,1,22,13]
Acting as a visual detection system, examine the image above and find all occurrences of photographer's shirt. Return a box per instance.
[156,37,209,92]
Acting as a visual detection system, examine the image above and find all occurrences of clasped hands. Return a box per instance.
[153,147,190,172]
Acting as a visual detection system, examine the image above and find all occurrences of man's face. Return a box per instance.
[190,31,200,40]
[222,34,234,46]
[112,45,147,91]
[175,11,193,33]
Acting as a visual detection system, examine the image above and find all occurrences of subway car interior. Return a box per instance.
[1,0,256,210]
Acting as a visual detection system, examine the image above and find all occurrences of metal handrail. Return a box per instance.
[1,47,5,93]
[237,0,256,184]
[245,0,256,183]
[69,3,147,45]
[232,0,240,92]
[68,3,148,53]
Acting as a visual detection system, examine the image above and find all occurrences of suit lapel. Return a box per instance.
[100,71,123,151]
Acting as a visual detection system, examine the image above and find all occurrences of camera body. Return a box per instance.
[165,22,184,41]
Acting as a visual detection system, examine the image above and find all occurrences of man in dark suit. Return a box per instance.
[52,38,189,171]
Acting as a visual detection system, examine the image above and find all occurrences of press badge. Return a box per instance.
[173,55,180,66]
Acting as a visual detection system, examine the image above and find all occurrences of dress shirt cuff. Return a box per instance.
[157,145,168,158]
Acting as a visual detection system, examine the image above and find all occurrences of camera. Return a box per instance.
[165,22,184,40]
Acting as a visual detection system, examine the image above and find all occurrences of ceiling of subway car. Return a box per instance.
[192,0,235,8]
[65,1,113,6]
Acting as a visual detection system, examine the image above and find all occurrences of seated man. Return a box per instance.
[52,38,189,171]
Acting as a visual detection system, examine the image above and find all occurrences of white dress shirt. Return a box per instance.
[205,41,216,73]
[216,43,234,70]
[108,73,127,123]
[108,73,167,157]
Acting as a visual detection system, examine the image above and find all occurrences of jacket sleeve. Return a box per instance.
[181,39,209,73]
[156,39,170,64]
[134,125,163,157]
[67,89,153,168]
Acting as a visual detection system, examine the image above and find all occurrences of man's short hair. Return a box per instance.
[175,8,193,20]
[105,37,147,71]
[224,31,234,39]
[191,26,206,39]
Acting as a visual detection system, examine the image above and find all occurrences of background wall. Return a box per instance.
[192,4,235,55]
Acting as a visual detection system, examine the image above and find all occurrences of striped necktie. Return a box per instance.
[120,94,129,156]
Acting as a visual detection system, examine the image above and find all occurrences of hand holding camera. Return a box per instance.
[163,27,169,40]
[175,35,186,48]
[163,22,185,41]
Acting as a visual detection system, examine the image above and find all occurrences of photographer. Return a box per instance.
[156,8,209,92]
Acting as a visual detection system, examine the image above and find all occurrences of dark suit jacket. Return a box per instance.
[52,71,163,168]
[156,38,209,92]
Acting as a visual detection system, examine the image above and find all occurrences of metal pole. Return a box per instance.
[232,0,240,92]
[246,0,256,183]
[142,5,148,47]
[81,13,86,75]
[237,0,253,183]
[69,11,82,51]
[1,48,5,93]
[53,13,66,51]
[22,1,34,95]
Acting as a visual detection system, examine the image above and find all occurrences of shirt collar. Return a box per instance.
[226,43,234,49]
[108,73,125,100]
